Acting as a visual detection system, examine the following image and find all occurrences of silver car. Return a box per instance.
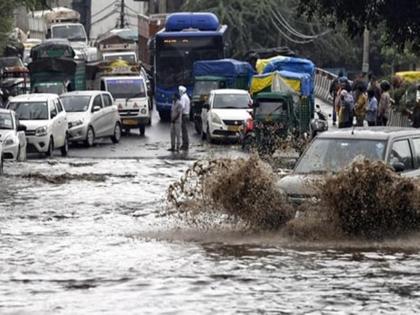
[278,127,420,204]
[60,91,121,147]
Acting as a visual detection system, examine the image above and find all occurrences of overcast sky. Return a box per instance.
[90,0,146,39]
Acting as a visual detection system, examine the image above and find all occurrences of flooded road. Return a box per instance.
[2,120,420,314]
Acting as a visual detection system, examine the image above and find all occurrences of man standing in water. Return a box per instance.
[179,85,190,151]
[169,93,183,152]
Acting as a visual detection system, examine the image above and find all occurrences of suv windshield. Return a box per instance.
[213,94,250,109]
[0,112,13,129]
[295,138,387,174]
[106,79,146,99]
[61,95,91,112]
[8,102,49,120]
[52,25,86,42]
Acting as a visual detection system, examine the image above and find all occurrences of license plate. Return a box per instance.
[123,119,138,126]
[228,125,240,132]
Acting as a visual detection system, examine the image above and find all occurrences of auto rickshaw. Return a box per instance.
[241,91,298,154]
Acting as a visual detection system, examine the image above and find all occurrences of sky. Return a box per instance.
[90,0,147,39]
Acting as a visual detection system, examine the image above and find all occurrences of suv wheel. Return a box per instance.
[46,137,54,157]
[111,123,121,143]
[61,135,69,156]
[85,127,95,147]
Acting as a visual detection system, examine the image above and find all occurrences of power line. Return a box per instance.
[269,17,315,44]
[91,2,115,18]
[91,10,117,26]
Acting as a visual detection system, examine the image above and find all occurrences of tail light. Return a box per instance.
[246,118,254,132]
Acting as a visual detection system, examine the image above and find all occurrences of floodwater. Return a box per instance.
[2,157,420,314]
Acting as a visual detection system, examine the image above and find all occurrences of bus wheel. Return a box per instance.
[139,125,145,136]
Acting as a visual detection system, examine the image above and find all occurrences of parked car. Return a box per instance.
[278,127,420,205]
[60,91,121,147]
[201,89,252,143]
[0,108,27,161]
[7,94,69,157]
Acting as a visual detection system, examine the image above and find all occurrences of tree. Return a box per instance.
[0,0,48,55]
[297,0,420,52]
[182,0,361,69]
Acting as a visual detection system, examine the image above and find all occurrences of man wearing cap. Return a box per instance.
[169,93,183,152]
[178,85,190,150]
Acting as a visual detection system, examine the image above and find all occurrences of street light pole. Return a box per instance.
[120,0,125,28]
[362,28,370,74]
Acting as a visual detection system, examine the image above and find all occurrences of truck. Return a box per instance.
[98,60,151,136]
[28,40,86,94]
[191,59,254,133]
[27,7,97,62]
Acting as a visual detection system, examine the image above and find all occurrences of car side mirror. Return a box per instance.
[17,124,27,132]
[391,161,405,173]
[93,105,101,112]
[50,111,57,119]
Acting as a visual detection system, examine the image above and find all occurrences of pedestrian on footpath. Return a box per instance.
[169,93,182,152]
[354,85,368,127]
[378,80,391,126]
[366,89,378,126]
[179,85,190,150]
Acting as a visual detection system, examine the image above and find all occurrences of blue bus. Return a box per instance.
[153,12,228,120]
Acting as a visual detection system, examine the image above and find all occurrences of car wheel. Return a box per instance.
[61,135,69,157]
[147,115,152,126]
[46,137,54,157]
[85,126,95,147]
[139,125,145,136]
[111,123,121,143]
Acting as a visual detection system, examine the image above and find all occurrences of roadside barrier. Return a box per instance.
[314,68,337,105]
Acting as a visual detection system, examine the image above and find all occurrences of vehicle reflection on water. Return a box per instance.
[1,158,420,314]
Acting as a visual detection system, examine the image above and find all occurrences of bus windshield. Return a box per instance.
[52,24,87,42]
[106,79,146,99]
[156,36,223,88]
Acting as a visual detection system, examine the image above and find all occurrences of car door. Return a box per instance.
[92,94,107,137]
[388,138,417,177]
[55,97,67,146]
[101,93,117,136]
[49,100,61,147]
[408,137,420,177]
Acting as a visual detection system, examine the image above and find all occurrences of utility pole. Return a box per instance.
[362,28,370,74]
[120,0,125,29]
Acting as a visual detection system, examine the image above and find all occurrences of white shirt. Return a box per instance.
[180,93,190,115]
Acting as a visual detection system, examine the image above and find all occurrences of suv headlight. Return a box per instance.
[211,112,222,124]
[35,126,48,137]
[4,138,14,146]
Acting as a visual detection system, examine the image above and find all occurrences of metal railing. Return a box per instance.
[314,68,337,105]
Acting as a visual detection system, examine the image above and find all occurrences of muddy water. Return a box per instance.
[2,158,420,314]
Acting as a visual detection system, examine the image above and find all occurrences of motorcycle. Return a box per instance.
[309,104,329,138]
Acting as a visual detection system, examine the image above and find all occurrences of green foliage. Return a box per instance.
[297,0,420,52]
[182,0,361,69]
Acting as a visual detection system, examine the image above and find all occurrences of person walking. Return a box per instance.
[338,90,354,128]
[378,80,391,126]
[169,93,183,152]
[329,71,344,126]
[179,85,190,150]
[354,85,368,127]
[366,89,378,126]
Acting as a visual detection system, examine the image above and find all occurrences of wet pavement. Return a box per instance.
[1,109,420,314]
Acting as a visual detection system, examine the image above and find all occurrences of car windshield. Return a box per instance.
[104,54,136,63]
[213,94,250,109]
[295,138,387,174]
[8,102,49,120]
[52,25,86,42]
[106,79,146,99]
[0,112,13,129]
[60,95,91,112]
[193,81,220,97]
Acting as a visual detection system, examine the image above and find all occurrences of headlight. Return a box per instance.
[141,108,147,114]
[69,120,83,129]
[4,138,14,146]
[211,112,222,124]
[35,126,48,137]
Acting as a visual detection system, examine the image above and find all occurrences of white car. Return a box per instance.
[201,89,252,142]
[7,94,69,157]
[0,109,27,161]
[60,91,121,146]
